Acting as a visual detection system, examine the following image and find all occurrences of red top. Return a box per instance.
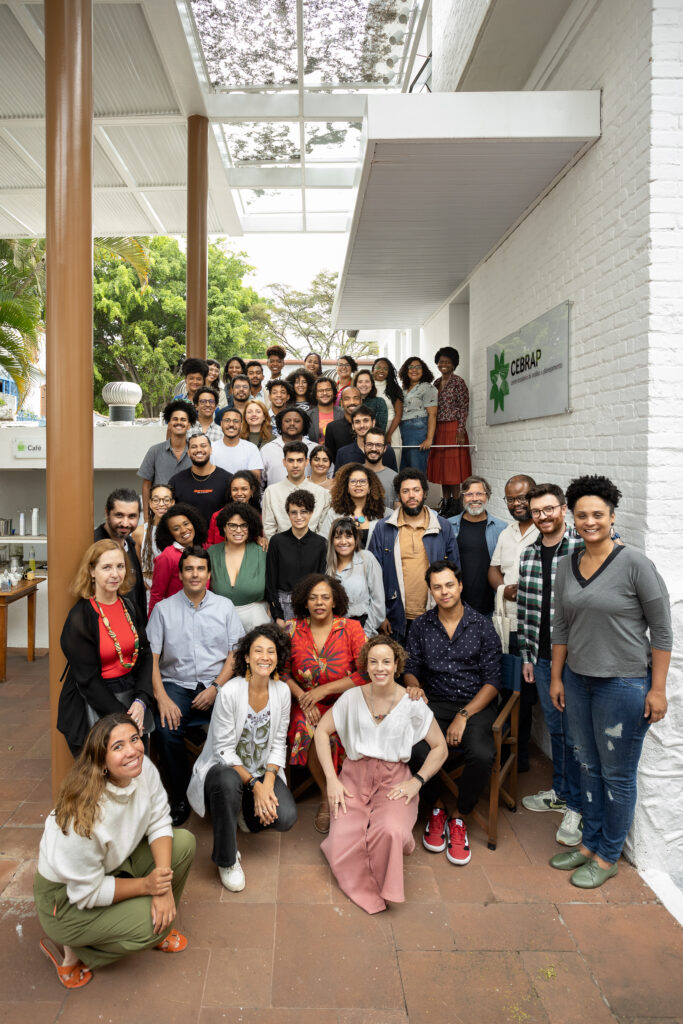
[90,597,136,679]
[148,544,183,615]
[317,407,335,443]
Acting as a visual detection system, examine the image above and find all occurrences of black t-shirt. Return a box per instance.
[538,541,560,661]
[457,517,493,615]
[170,466,233,528]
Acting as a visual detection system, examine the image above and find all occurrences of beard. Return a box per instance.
[511,507,531,523]
[463,501,485,517]
[191,455,211,468]
[402,499,425,517]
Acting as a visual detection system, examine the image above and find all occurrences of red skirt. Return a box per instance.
[427,419,472,485]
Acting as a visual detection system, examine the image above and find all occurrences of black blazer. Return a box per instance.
[318,418,354,463]
[57,597,153,753]
[307,405,344,449]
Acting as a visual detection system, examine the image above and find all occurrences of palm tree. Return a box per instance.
[0,291,38,397]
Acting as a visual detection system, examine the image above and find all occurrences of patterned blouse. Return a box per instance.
[402,381,439,421]
[435,373,469,425]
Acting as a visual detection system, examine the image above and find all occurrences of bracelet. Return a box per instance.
[413,772,425,788]
[134,698,146,710]
[264,767,278,776]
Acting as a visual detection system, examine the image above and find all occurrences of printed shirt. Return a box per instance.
[516,529,584,665]
[284,616,366,693]
[401,381,438,421]
[435,373,469,424]
[406,605,502,701]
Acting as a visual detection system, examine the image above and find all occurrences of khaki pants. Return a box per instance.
[33,828,195,969]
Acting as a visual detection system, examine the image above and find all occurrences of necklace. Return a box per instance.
[93,598,139,669]
[190,467,212,481]
[369,683,399,722]
[353,513,367,525]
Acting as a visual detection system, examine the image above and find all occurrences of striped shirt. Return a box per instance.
[516,529,584,665]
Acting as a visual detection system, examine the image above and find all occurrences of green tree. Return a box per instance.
[0,291,38,398]
[265,269,378,362]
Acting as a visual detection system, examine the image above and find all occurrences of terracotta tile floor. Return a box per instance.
[1,649,682,1023]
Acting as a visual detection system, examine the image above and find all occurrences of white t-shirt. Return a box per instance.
[489,521,539,621]
[210,438,264,476]
[332,687,433,762]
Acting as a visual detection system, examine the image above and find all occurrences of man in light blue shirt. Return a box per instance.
[147,545,244,825]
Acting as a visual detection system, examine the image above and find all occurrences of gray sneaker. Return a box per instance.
[556,809,583,846]
[521,788,567,813]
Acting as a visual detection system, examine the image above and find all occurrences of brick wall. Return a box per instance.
[432,0,491,92]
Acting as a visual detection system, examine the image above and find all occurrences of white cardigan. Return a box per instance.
[187,675,291,818]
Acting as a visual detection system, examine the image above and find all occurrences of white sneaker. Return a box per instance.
[556,809,583,846]
[218,852,245,892]
[522,788,567,813]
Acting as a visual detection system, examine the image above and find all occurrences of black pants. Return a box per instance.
[410,698,497,815]
[504,632,535,769]
[204,763,297,867]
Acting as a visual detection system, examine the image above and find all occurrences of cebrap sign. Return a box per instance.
[486,301,570,426]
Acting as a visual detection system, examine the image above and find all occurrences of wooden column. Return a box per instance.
[45,0,94,798]
[186,114,209,360]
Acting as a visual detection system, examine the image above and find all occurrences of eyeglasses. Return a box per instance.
[505,495,529,506]
[150,496,172,505]
[530,505,563,519]
[225,523,248,533]
[197,398,216,406]
[289,509,310,518]
[365,442,385,450]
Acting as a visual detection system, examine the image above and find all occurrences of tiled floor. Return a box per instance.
[1,649,682,1023]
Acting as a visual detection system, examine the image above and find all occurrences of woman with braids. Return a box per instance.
[187,624,296,893]
[549,475,672,889]
[148,503,208,614]
[372,357,403,457]
[316,636,446,914]
[319,463,391,550]
[138,483,175,599]
[34,714,195,989]
[57,541,154,757]
[283,573,366,834]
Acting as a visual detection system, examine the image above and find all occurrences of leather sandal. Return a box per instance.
[40,938,92,989]
[314,800,331,834]
[155,928,188,953]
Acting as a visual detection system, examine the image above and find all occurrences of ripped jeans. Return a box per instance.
[563,666,651,864]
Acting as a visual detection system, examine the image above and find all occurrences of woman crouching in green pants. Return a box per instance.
[34,713,195,989]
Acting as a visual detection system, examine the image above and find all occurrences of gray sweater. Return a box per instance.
[552,546,672,677]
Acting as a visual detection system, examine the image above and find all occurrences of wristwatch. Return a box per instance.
[457,708,470,719]
[212,680,220,692]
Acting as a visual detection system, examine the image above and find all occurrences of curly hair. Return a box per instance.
[230,470,262,513]
[527,483,566,507]
[215,501,262,544]
[286,368,316,403]
[266,378,294,401]
[266,344,287,360]
[240,399,272,445]
[291,573,349,620]
[312,375,338,403]
[398,356,435,391]
[55,714,139,838]
[285,488,315,514]
[275,405,311,437]
[141,483,175,575]
[155,502,208,551]
[434,346,460,370]
[372,357,403,405]
[357,635,407,676]
[337,354,358,375]
[233,622,291,678]
[353,368,377,399]
[330,463,387,519]
[222,356,247,385]
[565,475,622,512]
[70,540,134,600]
[393,467,428,500]
[163,399,198,426]
[181,357,209,378]
[192,386,220,408]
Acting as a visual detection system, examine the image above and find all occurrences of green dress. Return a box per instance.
[208,541,267,606]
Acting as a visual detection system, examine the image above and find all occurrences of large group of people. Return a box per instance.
[36,350,672,990]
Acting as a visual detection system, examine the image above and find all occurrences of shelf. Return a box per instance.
[0,536,47,544]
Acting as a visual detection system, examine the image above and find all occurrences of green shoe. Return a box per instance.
[549,850,591,871]
[570,860,618,889]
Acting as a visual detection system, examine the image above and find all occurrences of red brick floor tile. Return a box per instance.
[401,860,443,903]
[182,854,225,902]
[272,903,403,1010]
[181,898,275,949]
[599,862,658,904]
[446,903,575,952]
[279,809,328,864]
[430,860,497,904]
[0,858,21,895]
[0,778,43,804]
[0,826,42,861]
[560,904,683,1018]
[217,845,279,904]
[0,903,63,1003]
[338,1012,409,1024]
[199,1010,337,1024]
[7,801,51,826]
[202,946,272,1008]
[399,950,549,1024]
[504,806,572,865]
[0,757,50,779]
[2,858,37,899]
[25,777,54,804]
[277,861,331,903]
[389,900,455,951]
[521,951,619,1024]
[0,1002,63,1023]
[483,864,605,904]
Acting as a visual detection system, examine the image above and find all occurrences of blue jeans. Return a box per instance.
[533,658,581,812]
[154,681,213,806]
[563,667,651,863]
[400,416,429,474]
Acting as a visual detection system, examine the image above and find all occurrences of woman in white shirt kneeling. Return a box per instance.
[187,623,297,893]
[34,713,195,989]
[315,636,447,914]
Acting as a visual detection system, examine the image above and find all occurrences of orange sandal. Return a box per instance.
[155,929,188,953]
[40,938,92,989]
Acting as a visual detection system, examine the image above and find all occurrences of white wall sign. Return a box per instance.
[486,302,570,425]
[12,437,46,459]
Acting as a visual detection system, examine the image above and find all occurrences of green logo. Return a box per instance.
[17,442,26,452]
[489,351,510,412]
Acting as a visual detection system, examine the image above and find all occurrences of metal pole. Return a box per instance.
[45,0,94,798]
[186,114,209,360]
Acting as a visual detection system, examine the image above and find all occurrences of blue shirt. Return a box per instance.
[406,604,502,702]
[147,589,244,690]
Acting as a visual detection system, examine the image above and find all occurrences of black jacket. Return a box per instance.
[57,597,153,753]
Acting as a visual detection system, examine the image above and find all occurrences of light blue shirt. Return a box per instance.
[147,589,245,690]
[448,510,508,558]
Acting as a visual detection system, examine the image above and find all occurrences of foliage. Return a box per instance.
[0,290,38,397]
[93,236,270,417]
[265,269,378,362]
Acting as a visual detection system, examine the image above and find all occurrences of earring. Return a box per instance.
[245,666,252,681]
[103,767,108,777]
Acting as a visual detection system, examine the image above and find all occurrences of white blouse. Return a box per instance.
[331,687,433,762]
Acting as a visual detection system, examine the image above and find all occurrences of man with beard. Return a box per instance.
[487,474,538,769]
[319,386,362,463]
[262,441,330,539]
[215,373,252,424]
[170,434,233,525]
[362,426,397,503]
[368,468,459,648]
[138,400,196,520]
[259,407,317,487]
[246,360,268,404]
[94,488,147,620]
[334,408,398,473]
[265,378,295,436]
[308,376,343,446]
[211,408,264,483]
[448,476,506,616]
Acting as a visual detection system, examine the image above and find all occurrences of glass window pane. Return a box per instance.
[237,189,302,214]
[190,0,298,89]
[304,188,353,213]
[224,122,301,164]
[304,121,362,161]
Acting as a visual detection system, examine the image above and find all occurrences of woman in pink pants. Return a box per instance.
[315,636,447,914]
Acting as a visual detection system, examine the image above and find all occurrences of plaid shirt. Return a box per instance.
[516,529,584,665]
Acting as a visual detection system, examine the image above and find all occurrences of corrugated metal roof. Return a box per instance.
[0,7,45,118]
[0,191,45,236]
[93,191,154,234]
[0,143,43,188]
[106,124,187,187]
[140,190,185,233]
[94,141,126,187]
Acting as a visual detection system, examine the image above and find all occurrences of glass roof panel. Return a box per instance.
[190,0,298,89]
[237,189,303,214]
[304,121,362,161]
[304,188,353,212]
[224,122,301,164]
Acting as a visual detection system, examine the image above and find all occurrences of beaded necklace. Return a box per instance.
[93,597,139,669]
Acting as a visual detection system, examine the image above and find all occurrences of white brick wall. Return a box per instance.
[432,0,491,93]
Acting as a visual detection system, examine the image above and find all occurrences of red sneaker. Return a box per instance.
[422,808,448,853]
[446,817,471,866]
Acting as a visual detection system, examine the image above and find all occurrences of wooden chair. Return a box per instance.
[438,657,521,850]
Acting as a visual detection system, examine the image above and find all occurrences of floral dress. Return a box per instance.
[286,616,366,770]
